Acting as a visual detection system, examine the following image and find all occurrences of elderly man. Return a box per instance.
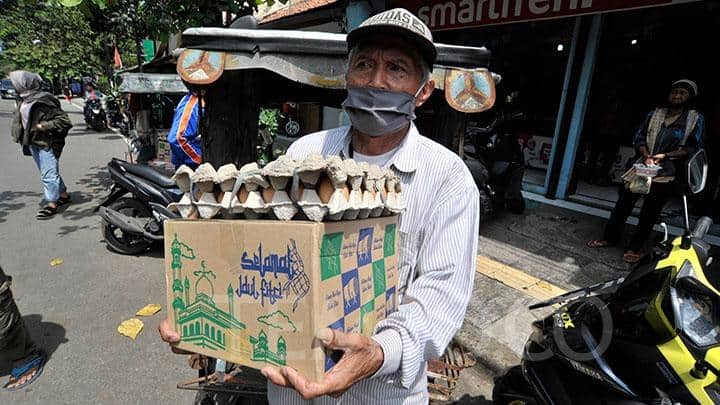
[159,8,478,404]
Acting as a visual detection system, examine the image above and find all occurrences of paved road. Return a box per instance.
[0,99,195,404]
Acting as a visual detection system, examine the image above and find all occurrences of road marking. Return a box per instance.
[476,255,567,302]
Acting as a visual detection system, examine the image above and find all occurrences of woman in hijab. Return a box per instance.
[9,70,73,219]
[587,79,705,263]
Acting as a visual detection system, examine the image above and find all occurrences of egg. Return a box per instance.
[262,187,275,203]
[237,185,249,203]
[317,175,335,204]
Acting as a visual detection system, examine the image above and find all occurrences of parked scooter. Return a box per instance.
[85,98,107,132]
[104,93,131,136]
[96,158,181,255]
[493,150,718,404]
[464,107,526,222]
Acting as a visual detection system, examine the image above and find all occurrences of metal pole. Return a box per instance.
[683,194,690,234]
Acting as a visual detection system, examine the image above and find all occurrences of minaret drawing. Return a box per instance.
[227,283,234,318]
[170,234,195,327]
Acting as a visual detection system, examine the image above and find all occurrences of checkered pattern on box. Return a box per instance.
[320,223,397,371]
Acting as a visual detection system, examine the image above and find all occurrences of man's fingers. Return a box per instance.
[158,318,180,343]
[315,328,362,351]
[262,366,290,387]
[283,366,334,400]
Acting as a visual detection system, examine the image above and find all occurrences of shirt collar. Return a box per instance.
[338,123,419,173]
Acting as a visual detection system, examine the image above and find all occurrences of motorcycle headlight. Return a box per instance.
[672,262,720,347]
[92,109,101,114]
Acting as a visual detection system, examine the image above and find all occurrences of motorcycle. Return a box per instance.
[493,149,719,404]
[85,98,108,132]
[104,93,131,136]
[464,108,526,221]
[96,158,181,255]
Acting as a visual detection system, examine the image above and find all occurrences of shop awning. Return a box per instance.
[118,73,188,94]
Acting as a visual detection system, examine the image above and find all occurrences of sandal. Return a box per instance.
[36,206,57,220]
[623,251,642,264]
[57,195,71,206]
[3,352,46,391]
[587,239,614,248]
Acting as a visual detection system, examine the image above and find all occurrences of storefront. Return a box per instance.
[392,0,719,221]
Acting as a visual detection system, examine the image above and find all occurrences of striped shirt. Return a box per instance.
[268,123,479,404]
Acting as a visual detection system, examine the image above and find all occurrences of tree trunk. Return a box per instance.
[135,33,144,73]
[202,71,259,167]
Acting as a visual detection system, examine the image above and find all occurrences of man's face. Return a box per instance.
[669,87,690,105]
[346,38,434,106]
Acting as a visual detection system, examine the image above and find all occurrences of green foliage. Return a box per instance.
[0,2,102,80]
[259,107,282,136]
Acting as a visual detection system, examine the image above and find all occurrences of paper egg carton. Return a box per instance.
[166,154,406,222]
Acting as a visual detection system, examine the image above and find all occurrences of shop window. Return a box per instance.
[570,1,720,227]
[434,18,576,189]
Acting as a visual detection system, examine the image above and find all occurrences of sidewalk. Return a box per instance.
[448,198,634,401]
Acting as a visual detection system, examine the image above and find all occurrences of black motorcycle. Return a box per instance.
[84,98,107,132]
[104,94,131,136]
[463,109,526,222]
[97,158,181,255]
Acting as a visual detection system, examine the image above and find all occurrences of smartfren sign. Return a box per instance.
[392,0,700,31]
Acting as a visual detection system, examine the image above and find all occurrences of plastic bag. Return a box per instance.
[627,175,652,194]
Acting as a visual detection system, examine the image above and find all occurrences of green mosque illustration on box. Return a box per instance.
[170,235,289,366]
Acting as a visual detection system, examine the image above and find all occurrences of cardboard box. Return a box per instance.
[164,217,398,380]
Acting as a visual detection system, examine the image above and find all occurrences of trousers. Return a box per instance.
[603,182,676,251]
[29,144,67,203]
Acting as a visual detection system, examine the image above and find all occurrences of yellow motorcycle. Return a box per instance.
[495,149,720,404]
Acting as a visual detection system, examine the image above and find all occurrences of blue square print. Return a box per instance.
[357,227,373,267]
[385,287,397,317]
[341,269,361,316]
[324,317,345,371]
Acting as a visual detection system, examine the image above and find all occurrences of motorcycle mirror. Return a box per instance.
[660,222,669,243]
[687,149,708,195]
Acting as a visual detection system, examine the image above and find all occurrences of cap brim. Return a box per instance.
[347,25,437,67]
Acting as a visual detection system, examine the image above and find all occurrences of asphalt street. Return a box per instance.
[0,98,196,404]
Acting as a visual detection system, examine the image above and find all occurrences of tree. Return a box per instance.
[0,2,102,81]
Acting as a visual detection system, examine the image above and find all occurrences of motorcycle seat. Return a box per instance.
[117,160,177,188]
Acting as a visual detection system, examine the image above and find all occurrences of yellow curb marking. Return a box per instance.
[476,256,567,302]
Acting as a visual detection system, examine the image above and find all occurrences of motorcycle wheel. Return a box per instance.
[102,198,153,255]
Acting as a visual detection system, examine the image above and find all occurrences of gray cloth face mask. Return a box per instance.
[341,85,424,137]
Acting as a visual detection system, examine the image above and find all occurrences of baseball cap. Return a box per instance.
[347,8,437,67]
[672,79,698,98]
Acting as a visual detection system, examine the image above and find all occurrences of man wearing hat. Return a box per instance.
[262,8,479,404]
[159,8,478,404]
[588,79,705,263]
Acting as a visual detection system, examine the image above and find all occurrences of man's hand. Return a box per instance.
[158,317,192,355]
[651,153,666,163]
[261,328,384,400]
